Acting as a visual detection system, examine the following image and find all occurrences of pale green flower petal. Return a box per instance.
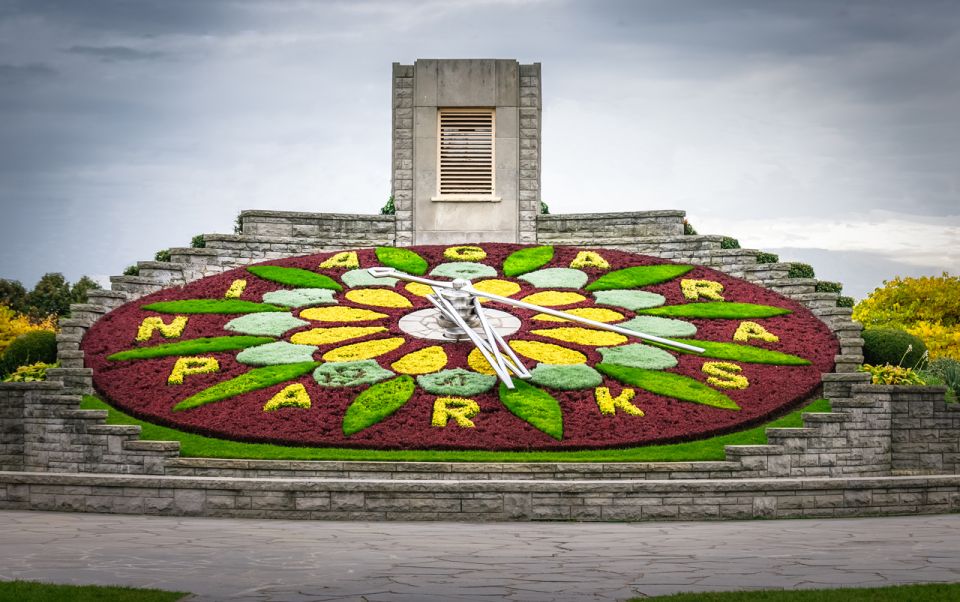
[224,312,309,337]
[519,268,588,289]
[236,341,318,366]
[263,288,337,308]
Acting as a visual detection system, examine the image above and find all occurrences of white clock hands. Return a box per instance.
[367,266,705,389]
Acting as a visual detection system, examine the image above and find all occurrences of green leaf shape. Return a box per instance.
[108,336,274,361]
[262,289,337,308]
[340,268,398,288]
[224,312,309,337]
[528,363,603,391]
[592,290,666,310]
[376,247,428,276]
[247,266,343,291]
[618,315,697,338]
[596,363,740,410]
[143,300,285,314]
[313,360,395,387]
[585,264,694,292]
[638,302,792,319]
[173,362,319,411]
[597,343,678,370]
[417,367,497,396]
[235,341,318,366]
[342,375,416,436]
[429,262,498,280]
[498,380,564,440]
[648,339,811,366]
[503,246,554,277]
[519,268,588,289]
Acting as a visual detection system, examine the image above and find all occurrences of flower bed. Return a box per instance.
[82,244,838,451]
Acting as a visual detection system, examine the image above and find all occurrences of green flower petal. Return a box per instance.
[108,336,274,361]
[142,300,284,314]
[173,362,319,411]
[597,344,678,370]
[586,265,694,292]
[638,302,792,319]
[597,363,740,410]
[375,247,428,276]
[313,360,395,387]
[247,266,343,291]
[498,380,563,440]
[519,268,588,289]
[236,341,318,366]
[503,246,554,277]
[430,262,498,280]
[342,375,416,435]
[224,312,309,337]
[592,290,666,311]
[262,289,337,308]
[649,339,811,366]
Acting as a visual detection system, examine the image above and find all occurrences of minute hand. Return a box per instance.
[461,284,705,354]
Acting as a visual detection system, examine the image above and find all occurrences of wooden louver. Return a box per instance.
[438,109,494,196]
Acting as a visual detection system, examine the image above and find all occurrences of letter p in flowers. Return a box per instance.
[168,357,220,385]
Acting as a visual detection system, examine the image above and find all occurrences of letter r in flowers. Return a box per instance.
[136,316,188,342]
[168,357,220,385]
[595,387,644,416]
[431,397,480,428]
[681,279,725,301]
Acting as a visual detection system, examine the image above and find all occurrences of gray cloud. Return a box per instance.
[65,45,166,62]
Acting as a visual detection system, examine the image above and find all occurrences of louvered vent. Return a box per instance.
[438,109,495,197]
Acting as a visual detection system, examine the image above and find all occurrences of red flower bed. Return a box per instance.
[82,244,838,451]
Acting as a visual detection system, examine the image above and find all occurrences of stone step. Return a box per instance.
[802,412,849,424]
[723,444,785,456]
[137,261,186,285]
[123,440,181,453]
[85,424,142,437]
[35,394,83,408]
[110,275,164,297]
[763,278,818,296]
[86,289,130,310]
[813,306,854,319]
[59,409,108,421]
[169,247,221,265]
[791,292,841,309]
[765,427,821,438]
[57,350,86,369]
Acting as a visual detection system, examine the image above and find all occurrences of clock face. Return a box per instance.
[82,244,838,451]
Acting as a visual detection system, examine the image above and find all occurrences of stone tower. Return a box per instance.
[390,59,541,246]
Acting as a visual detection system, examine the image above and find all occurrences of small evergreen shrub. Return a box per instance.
[837,295,855,308]
[755,252,779,264]
[154,249,171,262]
[191,235,206,248]
[540,201,550,215]
[380,195,396,215]
[123,265,140,276]
[233,213,243,234]
[1,330,57,376]
[787,262,815,279]
[720,237,740,249]
[815,281,843,293]
[862,328,928,368]
[682,219,697,235]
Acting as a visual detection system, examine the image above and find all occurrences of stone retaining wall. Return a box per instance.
[1,471,957,521]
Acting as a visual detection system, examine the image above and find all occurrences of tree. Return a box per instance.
[70,276,102,305]
[25,273,72,319]
[0,279,28,314]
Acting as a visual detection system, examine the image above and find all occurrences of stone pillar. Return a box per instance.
[391,59,541,245]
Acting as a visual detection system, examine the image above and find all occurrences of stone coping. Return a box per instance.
[538,210,685,220]
[239,210,394,221]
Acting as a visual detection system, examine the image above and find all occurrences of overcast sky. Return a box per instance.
[1,0,957,300]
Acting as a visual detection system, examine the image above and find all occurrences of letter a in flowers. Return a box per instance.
[733,321,780,343]
[681,279,725,301]
[595,387,644,416]
[431,397,480,428]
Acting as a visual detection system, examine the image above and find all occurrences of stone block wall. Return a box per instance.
[888,385,960,474]
[518,64,541,244]
[392,63,414,246]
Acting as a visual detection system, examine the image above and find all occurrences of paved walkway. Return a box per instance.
[0,511,958,601]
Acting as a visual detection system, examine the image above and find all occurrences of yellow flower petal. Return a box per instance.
[472,279,522,303]
[291,326,387,346]
[511,340,587,365]
[520,291,586,307]
[391,346,448,375]
[299,307,388,322]
[345,289,413,308]
[468,347,516,376]
[531,327,627,346]
[405,282,435,297]
[533,308,624,323]
[321,337,406,361]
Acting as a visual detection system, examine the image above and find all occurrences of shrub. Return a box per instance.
[2,361,58,383]
[191,235,206,248]
[380,195,396,215]
[233,213,243,234]
[787,262,815,279]
[837,295,855,308]
[0,280,28,315]
[70,276,101,305]
[25,273,72,319]
[682,219,697,235]
[815,281,843,293]
[540,200,550,215]
[925,357,960,402]
[0,305,55,356]
[1,330,57,376]
[154,249,171,262]
[860,363,925,386]
[123,265,140,276]
[862,328,928,368]
[755,252,779,264]
[720,237,740,249]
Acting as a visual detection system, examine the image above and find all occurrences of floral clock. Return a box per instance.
[82,244,838,450]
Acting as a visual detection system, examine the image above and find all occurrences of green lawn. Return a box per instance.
[637,583,960,601]
[0,580,186,602]
[80,395,830,463]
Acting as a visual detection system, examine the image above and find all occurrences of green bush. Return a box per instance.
[191,235,206,248]
[720,237,740,249]
[123,265,140,276]
[380,195,396,215]
[682,219,697,235]
[816,281,843,293]
[540,200,550,215]
[925,357,960,402]
[862,328,928,368]
[837,295,855,308]
[233,213,243,234]
[154,249,171,262]
[788,262,815,278]
[755,252,779,264]
[1,330,57,376]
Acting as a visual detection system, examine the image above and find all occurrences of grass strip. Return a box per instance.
[142,300,285,314]
[375,247,429,276]
[0,580,186,602]
[247,266,343,291]
[503,246,554,277]
[597,363,740,410]
[80,396,829,462]
[639,302,791,319]
[173,362,318,411]
[634,583,960,601]
[585,264,694,292]
[108,336,275,361]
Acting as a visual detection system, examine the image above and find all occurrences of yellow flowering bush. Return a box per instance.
[853,273,960,360]
[0,304,56,356]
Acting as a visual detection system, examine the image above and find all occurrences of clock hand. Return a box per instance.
[472,296,531,379]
